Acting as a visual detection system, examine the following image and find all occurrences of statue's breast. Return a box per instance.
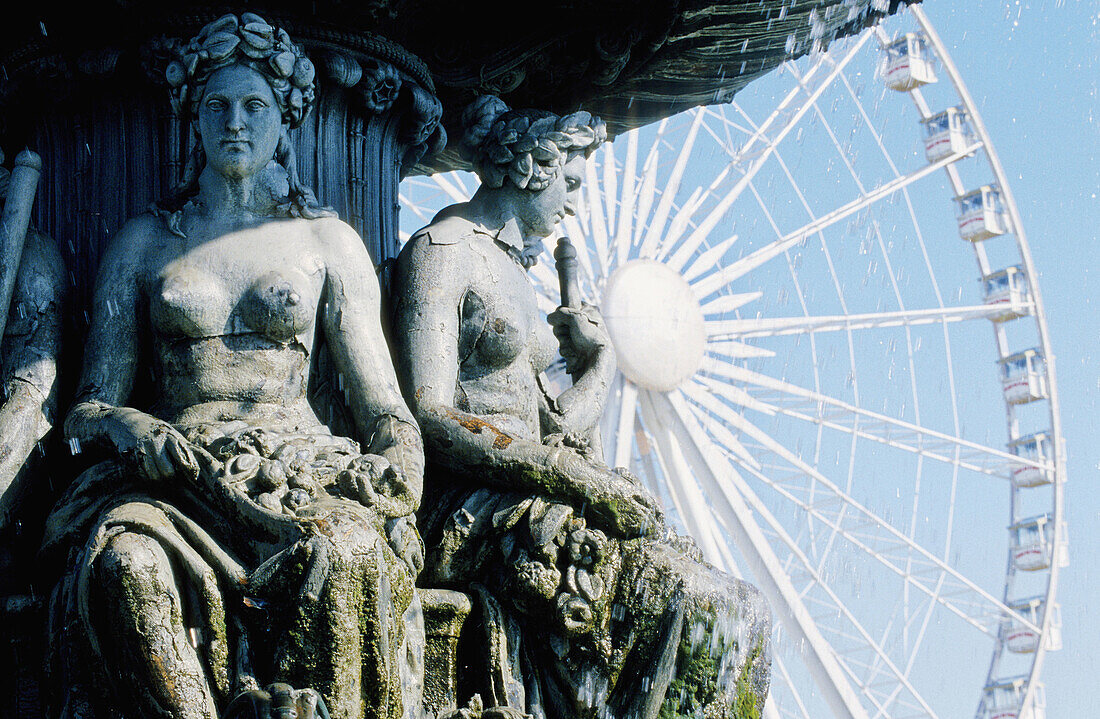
[151,265,316,343]
[238,270,316,342]
[151,266,226,339]
[458,289,525,370]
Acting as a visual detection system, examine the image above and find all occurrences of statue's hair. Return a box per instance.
[459,95,607,192]
[165,13,317,129]
[155,13,333,224]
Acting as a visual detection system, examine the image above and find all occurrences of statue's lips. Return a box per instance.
[220,139,251,149]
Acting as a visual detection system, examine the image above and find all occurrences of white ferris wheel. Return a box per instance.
[398,6,1066,719]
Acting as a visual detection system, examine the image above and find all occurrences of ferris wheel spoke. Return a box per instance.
[692,361,1029,477]
[685,375,775,417]
[612,132,638,267]
[601,142,618,234]
[631,147,661,251]
[734,454,1019,640]
[638,110,707,260]
[680,392,761,469]
[611,379,638,469]
[637,390,730,566]
[657,46,866,275]
[705,303,1019,339]
[645,390,872,719]
[706,339,776,360]
[770,653,813,719]
[700,290,762,315]
[680,233,742,283]
[583,153,612,276]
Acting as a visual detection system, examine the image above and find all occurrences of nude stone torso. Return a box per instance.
[141,215,328,430]
[449,233,556,440]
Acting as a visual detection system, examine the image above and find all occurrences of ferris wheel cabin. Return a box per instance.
[1007,432,1054,488]
[982,266,1031,321]
[1004,596,1062,654]
[921,106,973,162]
[956,185,1009,241]
[982,677,1045,719]
[998,348,1048,405]
[1010,514,1056,572]
[882,33,937,91]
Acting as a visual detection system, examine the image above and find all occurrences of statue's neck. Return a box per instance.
[196,168,277,221]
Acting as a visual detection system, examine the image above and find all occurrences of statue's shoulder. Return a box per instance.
[409,206,485,248]
[115,212,166,245]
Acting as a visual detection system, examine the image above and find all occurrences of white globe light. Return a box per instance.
[601,259,705,392]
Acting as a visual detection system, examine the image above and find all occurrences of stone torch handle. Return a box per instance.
[0,150,41,340]
[553,236,581,309]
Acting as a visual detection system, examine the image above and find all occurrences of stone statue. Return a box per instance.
[0,149,65,592]
[392,96,771,719]
[41,15,425,719]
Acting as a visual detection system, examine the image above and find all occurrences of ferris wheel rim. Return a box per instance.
[903,6,1066,718]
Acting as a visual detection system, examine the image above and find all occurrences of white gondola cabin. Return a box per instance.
[921,106,973,162]
[998,348,1048,405]
[1004,596,1062,653]
[1008,432,1054,488]
[982,266,1031,321]
[882,33,937,91]
[1010,515,1054,572]
[983,677,1045,719]
[956,185,1009,241]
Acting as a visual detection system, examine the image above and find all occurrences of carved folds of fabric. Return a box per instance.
[41,425,423,719]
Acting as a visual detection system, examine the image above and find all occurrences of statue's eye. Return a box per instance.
[205,98,226,112]
[247,99,268,111]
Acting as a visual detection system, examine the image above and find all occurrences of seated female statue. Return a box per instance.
[42,15,424,719]
[392,96,770,719]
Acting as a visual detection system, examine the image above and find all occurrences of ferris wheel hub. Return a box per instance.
[602,259,706,391]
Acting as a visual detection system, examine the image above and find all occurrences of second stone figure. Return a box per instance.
[392,96,772,719]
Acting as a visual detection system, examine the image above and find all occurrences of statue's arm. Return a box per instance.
[393,236,656,537]
[319,219,424,517]
[63,216,196,480]
[0,231,63,528]
[63,217,147,447]
[541,304,617,444]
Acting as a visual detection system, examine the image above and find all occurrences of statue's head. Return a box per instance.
[460,96,606,238]
[166,14,316,131]
[460,96,606,192]
[158,14,332,223]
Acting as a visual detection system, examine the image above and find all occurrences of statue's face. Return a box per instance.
[198,64,284,180]
[517,152,585,238]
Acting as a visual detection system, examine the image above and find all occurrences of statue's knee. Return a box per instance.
[96,532,174,598]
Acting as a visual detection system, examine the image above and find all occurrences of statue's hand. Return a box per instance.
[594,470,664,538]
[547,303,611,375]
[557,451,662,538]
[106,410,198,483]
[338,453,409,516]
